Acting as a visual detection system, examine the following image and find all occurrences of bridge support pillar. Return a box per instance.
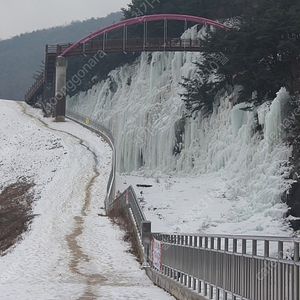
[54,56,68,122]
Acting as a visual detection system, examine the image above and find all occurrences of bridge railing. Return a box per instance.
[25,72,45,103]
[46,44,60,54]
[46,38,202,56]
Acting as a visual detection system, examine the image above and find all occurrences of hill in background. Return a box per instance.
[0,12,122,101]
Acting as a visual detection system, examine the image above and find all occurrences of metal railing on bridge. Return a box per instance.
[25,37,202,104]
[47,38,202,56]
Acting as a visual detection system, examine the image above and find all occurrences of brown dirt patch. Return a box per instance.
[0,180,36,256]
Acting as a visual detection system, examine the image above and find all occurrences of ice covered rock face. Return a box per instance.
[67,49,195,173]
[67,25,207,173]
[67,26,292,211]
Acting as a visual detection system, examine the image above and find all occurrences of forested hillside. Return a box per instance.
[0,12,122,100]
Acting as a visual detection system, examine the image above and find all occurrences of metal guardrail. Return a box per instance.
[65,110,116,206]
[65,110,115,145]
[151,233,300,300]
[110,183,300,300]
[64,110,147,236]
[108,185,147,237]
[106,178,300,300]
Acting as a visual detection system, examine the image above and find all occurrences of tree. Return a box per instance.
[180,60,228,116]
[198,0,300,105]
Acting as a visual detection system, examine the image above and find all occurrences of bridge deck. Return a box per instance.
[49,38,202,56]
[25,38,202,103]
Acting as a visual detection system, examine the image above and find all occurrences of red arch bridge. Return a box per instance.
[24,14,230,121]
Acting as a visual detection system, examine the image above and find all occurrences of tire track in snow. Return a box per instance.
[19,103,107,299]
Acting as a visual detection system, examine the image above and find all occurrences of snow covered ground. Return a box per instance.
[116,173,294,237]
[0,100,174,300]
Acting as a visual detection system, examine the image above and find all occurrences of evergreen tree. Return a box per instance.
[180,61,228,116]
[199,0,300,105]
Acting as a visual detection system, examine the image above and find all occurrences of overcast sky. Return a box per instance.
[0,0,130,40]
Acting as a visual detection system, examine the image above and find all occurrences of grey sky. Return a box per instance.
[0,0,130,40]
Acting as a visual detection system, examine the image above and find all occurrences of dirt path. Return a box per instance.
[65,145,107,300]
[20,103,107,299]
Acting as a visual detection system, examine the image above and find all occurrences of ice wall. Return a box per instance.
[177,88,292,209]
[67,50,200,173]
[67,26,292,207]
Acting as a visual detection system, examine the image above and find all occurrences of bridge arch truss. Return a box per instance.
[60,14,230,56]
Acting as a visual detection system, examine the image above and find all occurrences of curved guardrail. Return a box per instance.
[108,185,147,237]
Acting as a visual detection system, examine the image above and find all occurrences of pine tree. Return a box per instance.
[198,0,300,104]
[180,61,227,116]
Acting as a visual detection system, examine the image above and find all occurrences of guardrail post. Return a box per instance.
[241,239,247,297]
[209,237,214,298]
[205,237,209,248]
[232,239,237,297]
[203,236,208,296]
[187,235,192,288]
[225,238,229,251]
[250,239,257,300]
[193,236,197,291]
[252,240,257,256]
[264,240,270,257]
[294,241,299,300]
[263,240,269,300]
[141,221,151,246]
[294,240,299,262]
[141,221,151,265]
[183,235,187,286]
[217,237,221,250]
[278,241,283,259]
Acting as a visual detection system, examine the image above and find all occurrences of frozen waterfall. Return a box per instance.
[67,27,292,210]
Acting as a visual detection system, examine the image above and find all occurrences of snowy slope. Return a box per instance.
[0,100,174,300]
[67,26,294,240]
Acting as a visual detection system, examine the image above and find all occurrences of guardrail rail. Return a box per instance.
[151,233,300,300]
